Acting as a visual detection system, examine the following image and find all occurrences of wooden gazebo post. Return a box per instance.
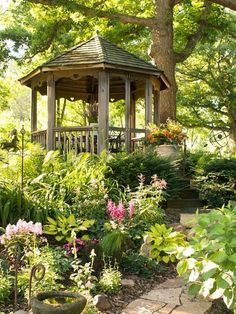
[98,71,110,154]
[125,76,131,152]
[47,73,56,151]
[145,78,153,127]
[30,83,37,141]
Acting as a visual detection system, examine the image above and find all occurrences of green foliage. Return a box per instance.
[70,249,97,293]
[0,262,12,303]
[0,181,32,228]
[195,157,236,207]
[176,203,236,312]
[44,214,94,242]
[177,13,236,148]
[18,245,66,298]
[121,253,161,278]
[146,224,187,263]
[101,230,130,260]
[95,261,121,295]
[105,152,185,197]
[130,175,165,226]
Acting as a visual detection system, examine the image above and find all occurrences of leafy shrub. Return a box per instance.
[18,245,66,298]
[44,214,94,242]
[0,262,12,303]
[0,181,33,227]
[145,224,187,263]
[194,158,236,207]
[176,203,236,313]
[95,262,121,295]
[121,253,161,278]
[105,152,186,197]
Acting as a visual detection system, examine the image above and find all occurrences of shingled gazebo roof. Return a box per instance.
[20,34,169,89]
[43,35,161,73]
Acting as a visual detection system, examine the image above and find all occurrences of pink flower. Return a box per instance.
[1,220,43,244]
[107,200,126,223]
[34,222,43,235]
[128,200,135,218]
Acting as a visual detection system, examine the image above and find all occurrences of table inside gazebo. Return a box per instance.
[32,126,145,155]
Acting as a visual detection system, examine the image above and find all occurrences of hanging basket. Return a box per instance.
[155,144,180,160]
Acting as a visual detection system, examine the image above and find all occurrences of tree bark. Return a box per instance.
[149,0,176,123]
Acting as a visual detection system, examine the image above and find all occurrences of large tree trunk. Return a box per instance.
[149,0,176,123]
[229,113,236,152]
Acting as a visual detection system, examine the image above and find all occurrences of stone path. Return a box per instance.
[121,278,211,314]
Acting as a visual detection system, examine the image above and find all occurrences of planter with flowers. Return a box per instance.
[145,119,187,160]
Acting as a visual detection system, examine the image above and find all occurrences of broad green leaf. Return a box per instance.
[55,235,64,241]
[229,238,236,248]
[228,253,236,263]
[189,283,201,295]
[162,255,170,263]
[177,259,188,275]
[210,251,228,264]
[216,276,230,290]
[47,217,57,225]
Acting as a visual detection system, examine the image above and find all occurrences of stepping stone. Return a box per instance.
[180,213,197,228]
[121,298,165,314]
[171,301,211,314]
[158,278,184,289]
[142,287,182,305]
[154,303,177,314]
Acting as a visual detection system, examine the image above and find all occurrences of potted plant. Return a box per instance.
[144,119,187,159]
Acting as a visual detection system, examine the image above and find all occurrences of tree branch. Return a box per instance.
[26,0,155,27]
[208,0,236,11]
[174,1,212,63]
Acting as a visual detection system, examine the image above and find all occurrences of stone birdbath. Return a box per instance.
[31,291,86,314]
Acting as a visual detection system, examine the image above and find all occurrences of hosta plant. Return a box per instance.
[176,203,236,313]
[44,214,94,242]
[145,223,187,263]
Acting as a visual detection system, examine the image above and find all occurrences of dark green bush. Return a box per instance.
[105,152,186,197]
[121,253,162,278]
[0,181,34,228]
[195,157,236,207]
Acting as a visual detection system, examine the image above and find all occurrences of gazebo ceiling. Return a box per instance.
[20,34,170,94]
[36,75,146,102]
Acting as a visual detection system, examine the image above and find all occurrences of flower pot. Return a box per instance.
[31,291,86,314]
[155,144,180,160]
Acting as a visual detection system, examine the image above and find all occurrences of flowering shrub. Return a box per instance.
[64,238,99,256]
[0,219,42,246]
[106,200,135,223]
[145,119,186,146]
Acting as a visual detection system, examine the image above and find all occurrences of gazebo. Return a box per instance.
[20,34,169,154]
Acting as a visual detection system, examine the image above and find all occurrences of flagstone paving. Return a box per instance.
[121,278,211,314]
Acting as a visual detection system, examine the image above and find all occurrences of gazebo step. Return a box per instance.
[180,188,199,199]
[167,198,202,209]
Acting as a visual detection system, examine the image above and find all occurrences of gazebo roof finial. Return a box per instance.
[95,29,100,36]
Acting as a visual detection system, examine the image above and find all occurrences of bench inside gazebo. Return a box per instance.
[20,34,169,155]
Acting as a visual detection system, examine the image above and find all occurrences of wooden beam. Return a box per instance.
[47,74,56,151]
[145,78,152,126]
[125,77,131,152]
[31,85,37,141]
[98,71,109,154]
[130,95,136,144]
[154,91,160,126]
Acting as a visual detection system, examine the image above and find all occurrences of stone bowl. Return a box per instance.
[31,291,86,314]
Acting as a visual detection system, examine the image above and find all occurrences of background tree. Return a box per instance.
[0,0,235,123]
[177,14,236,149]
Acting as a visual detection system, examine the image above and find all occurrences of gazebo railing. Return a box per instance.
[31,130,47,149]
[54,126,97,155]
[31,126,146,154]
